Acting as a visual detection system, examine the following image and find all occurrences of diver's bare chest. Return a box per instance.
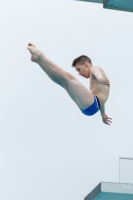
[90,74,98,86]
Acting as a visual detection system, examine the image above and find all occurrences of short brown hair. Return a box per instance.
[72,55,92,67]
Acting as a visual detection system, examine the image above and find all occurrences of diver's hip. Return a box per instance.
[91,92,109,107]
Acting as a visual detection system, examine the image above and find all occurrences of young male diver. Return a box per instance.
[27,43,112,125]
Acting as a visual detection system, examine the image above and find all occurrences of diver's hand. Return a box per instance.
[102,114,112,125]
[99,77,110,87]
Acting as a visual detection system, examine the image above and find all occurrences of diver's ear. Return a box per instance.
[84,62,88,68]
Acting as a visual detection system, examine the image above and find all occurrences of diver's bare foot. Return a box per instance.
[27,43,43,63]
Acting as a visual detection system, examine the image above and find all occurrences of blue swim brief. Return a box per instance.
[81,96,100,116]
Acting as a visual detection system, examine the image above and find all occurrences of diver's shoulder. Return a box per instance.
[91,65,102,69]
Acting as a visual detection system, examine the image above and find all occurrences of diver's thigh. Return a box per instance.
[64,77,94,110]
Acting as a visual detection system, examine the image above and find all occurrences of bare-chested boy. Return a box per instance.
[27,43,112,125]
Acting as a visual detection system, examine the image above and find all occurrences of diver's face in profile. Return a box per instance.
[75,62,90,78]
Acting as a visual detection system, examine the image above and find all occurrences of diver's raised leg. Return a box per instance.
[27,43,94,110]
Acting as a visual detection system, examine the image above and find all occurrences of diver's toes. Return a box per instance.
[28,43,36,47]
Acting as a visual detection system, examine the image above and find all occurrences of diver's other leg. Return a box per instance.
[27,43,94,110]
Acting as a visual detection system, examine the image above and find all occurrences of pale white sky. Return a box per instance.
[0,0,133,199]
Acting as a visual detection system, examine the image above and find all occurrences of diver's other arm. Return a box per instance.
[100,105,112,125]
[90,67,110,87]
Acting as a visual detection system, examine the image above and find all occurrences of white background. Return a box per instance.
[0,0,133,199]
